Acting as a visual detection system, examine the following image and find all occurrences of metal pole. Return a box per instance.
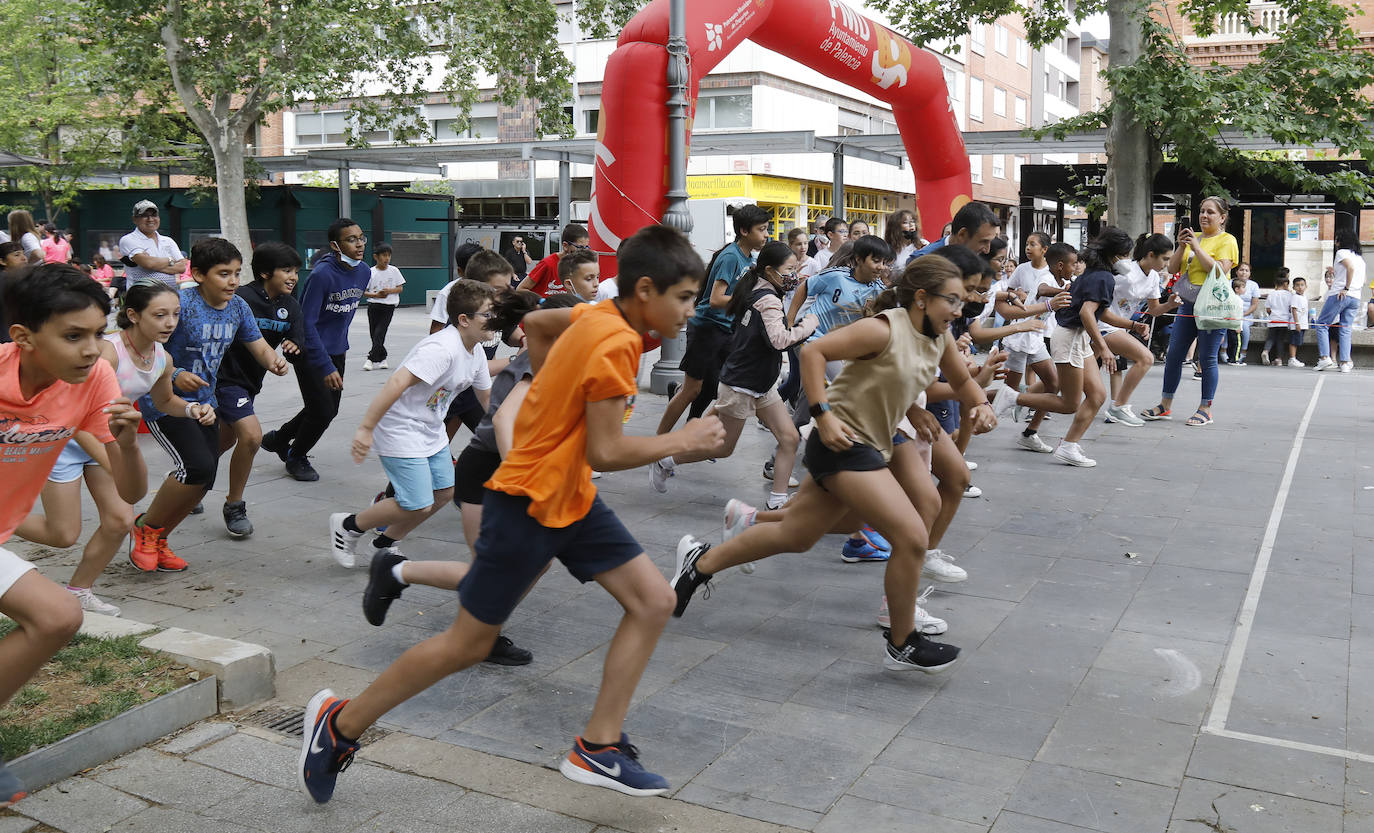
[338,163,351,218]
[651,0,693,396]
[832,149,845,219]
[558,158,572,227]
[529,163,537,219]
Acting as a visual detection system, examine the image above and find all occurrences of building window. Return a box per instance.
[1016,37,1029,66]
[992,87,1006,117]
[969,154,983,185]
[992,154,1005,179]
[295,111,348,146]
[994,25,1008,55]
[388,232,443,268]
[1013,156,1025,182]
[1014,96,1027,125]
[699,90,753,129]
[968,77,983,122]
[433,117,499,141]
[970,24,985,54]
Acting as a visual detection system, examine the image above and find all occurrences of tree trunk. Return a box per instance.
[1105,1,1157,236]
[210,136,252,262]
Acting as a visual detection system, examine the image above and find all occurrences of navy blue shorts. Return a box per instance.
[925,399,960,434]
[215,384,256,424]
[458,489,643,625]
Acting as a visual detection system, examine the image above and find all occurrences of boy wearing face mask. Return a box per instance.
[262,218,372,482]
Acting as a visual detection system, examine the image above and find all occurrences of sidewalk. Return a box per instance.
[4,307,1372,832]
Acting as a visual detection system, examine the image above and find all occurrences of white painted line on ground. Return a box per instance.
[1205,376,1324,734]
[1202,727,1374,764]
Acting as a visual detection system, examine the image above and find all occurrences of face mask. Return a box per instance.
[903,229,919,241]
[1113,258,1133,276]
[780,274,800,293]
[962,300,986,319]
[338,252,362,268]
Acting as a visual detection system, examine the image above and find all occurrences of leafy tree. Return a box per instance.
[0,0,123,224]
[83,0,578,258]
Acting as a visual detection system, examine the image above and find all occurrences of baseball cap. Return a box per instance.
[132,200,158,216]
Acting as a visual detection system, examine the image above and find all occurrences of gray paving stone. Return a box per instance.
[815,795,986,833]
[159,722,237,755]
[1185,732,1346,805]
[1035,704,1198,786]
[91,749,253,811]
[11,777,148,833]
[673,782,822,830]
[0,817,37,833]
[188,732,300,791]
[200,783,379,833]
[452,681,602,756]
[848,764,1008,826]
[1116,565,1249,644]
[786,658,938,726]
[902,697,1059,761]
[621,699,753,793]
[108,806,258,833]
[989,812,1106,832]
[1167,776,1345,833]
[433,793,594,833]
[1004,762,1176,833]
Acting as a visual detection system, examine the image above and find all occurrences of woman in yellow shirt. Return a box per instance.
[1141,196,1238,427]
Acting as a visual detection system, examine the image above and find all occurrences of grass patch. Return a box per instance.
[0,619,194,760]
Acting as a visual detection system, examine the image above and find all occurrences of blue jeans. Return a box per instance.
[1315,294,1360,362]
[1162,301,1225,405]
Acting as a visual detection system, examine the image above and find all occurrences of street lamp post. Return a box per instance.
[650,0,693,395]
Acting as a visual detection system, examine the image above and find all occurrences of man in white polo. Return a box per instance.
[119,200,187,286]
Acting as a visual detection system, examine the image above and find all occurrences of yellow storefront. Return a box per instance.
[687,175,901,240]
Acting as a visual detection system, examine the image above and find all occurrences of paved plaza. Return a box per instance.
[3,307,1372,833]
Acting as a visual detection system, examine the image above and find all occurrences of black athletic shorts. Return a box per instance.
[678,320,732,381]
[453,445,502,507]
[801,430,887,486]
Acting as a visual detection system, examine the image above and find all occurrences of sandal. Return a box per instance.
[1140,405,1172,421]
[1185,409,1213,427]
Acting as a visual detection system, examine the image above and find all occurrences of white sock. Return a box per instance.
[391,563,409,586]
[660,455,676,470]
[767,491,787,507]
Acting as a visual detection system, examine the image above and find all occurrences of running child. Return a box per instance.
[516,223,589,298]
[130,239,287,571]
[363,243,405,371]
[672,255,996,673]
[327,280,494,572]
[215,242,318,538]
[648,241,817,507]
[998,234,1072,453]
[559,249,601,302]
[299,224,724,803]
[0,265,147,806]
[1100,233,1177,426]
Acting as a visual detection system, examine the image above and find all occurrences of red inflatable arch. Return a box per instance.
[591,0,973,278]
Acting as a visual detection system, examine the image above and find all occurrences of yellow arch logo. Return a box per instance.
[871,27,911,90]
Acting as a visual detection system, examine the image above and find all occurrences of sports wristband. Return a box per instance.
[171,368,184,383]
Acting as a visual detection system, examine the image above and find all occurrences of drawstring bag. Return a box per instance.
[1195,263,1242,331]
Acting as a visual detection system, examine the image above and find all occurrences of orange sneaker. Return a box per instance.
[156,537,188,572]
[129,515,161,572]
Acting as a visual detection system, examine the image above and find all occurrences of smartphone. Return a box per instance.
[1177,218,1192,238]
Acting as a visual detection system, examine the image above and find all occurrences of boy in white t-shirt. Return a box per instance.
[329,280,494,571]
[1287,277,1310,367]
[1262,272,1293,366]
[363,243,405,371]
[997,234,1072,452]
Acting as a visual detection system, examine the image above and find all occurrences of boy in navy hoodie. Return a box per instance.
[263,218,372,482]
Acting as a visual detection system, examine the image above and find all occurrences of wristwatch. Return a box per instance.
[808,401,831,418]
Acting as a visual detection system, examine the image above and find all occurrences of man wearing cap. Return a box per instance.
[119,200,187,286]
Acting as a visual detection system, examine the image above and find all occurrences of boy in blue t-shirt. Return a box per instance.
[130,238,288,572]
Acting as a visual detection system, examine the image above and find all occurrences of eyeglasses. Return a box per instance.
[571,243,591,250]
[342,235,366,244]
[470,310,493,319]
[927,291,964,311]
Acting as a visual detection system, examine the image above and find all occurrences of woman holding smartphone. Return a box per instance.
[1141,197,1238,427]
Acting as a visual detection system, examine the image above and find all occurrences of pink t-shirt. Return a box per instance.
[42,236,72,264]
[92,264,114,287]
[0,343,119,542]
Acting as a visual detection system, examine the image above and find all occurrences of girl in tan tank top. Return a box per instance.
[672,255,999,674]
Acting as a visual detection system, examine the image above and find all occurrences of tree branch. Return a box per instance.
[158,0,214,136]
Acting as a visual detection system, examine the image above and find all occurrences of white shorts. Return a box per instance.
[1050,327,1092,369]
[0,546,35,602]
[714,383,782,420]
[1005,340,1052,373]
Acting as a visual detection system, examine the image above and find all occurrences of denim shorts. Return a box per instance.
[48,440,98,483]
[379,449,456,510]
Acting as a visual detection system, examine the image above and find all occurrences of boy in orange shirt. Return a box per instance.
[299,225,724,803]
[0,265,147,806]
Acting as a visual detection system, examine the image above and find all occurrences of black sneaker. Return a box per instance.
[189,501,204,515]
[484,634,533,666]
[670,535,713,617]
[285,456,320,482]
[362,548,407,626]
[762,458,775,481]
[260,429,290,462]
[882,629,960,674]
[222,500,253,538]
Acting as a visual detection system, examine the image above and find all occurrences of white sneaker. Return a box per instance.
[378,360,388,369]
[1104,404,1145,427]
[1341,362,1353,373]
[1052,441,1097,467]
[1315,357,1336,371]
[876,587,948,635]
[965,459,978,471]
[68,586,121,617]
[723,498,757,543]
[963,484,982,499]
[922,548,968,583]
[1289,358,1306,368]
[1017,432,1054,453]
[991,385,1018,420]
[1260,350,1270,366]
[328,512,362,568]
[362,360,375,371]
[649,457,676,493]
[591,470,602,479]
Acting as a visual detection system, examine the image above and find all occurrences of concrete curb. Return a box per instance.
[8,677,217,793]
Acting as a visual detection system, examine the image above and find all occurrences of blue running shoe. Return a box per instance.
[559,734,670,796]
[859,525,891,552]
[0,755,26,808]
[841,538,891,563]
[298,689,359,804]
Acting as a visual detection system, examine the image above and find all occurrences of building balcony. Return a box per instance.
[1185,1,1287,43]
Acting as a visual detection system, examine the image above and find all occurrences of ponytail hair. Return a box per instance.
[866,254,961,317]
[117,279,178,329]
[1133,232,1174,261]
[1081,226,1134,273]
[726,240,793,321]
[486,288,542,346]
